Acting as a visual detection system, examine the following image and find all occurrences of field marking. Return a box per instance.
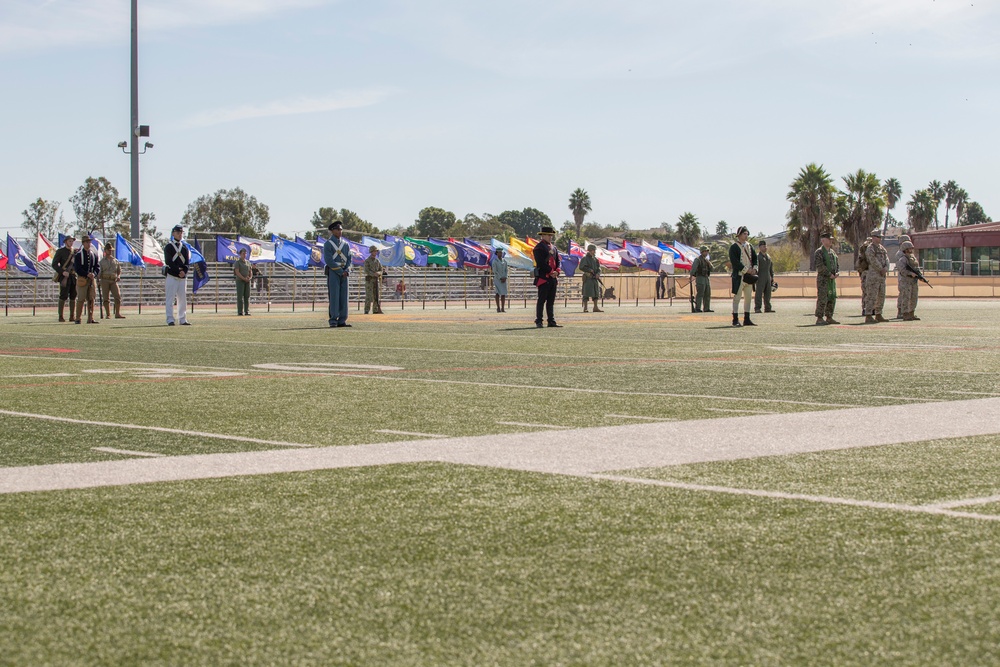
[0,409,314,449]
[92,448,165,458]
[496,421,567,430]
[374,429,448,438]
[924,494,1000,510]
[604,414,676,421]
[873,396,946,402]
[948,390,1000,397]
[587,475,1000,523]
[255,362,404,372]
[704,407,779,414]
[8,373,75,378]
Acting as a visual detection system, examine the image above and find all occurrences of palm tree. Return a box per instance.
[568,188,592,238]
[882,177,902,234]
[943,180,959,228]
[907,190,937,232]
[953,187,969,225]
[927,180,944,228]
[676,212,701,245]
[841,169,885,267]
[786,163,836,270]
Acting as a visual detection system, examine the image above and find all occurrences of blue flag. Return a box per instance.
[297,236,326,268]
[429,238,466,268]
[560,253,580,278]
[185,240,206,264]
[377,240,407,267]
[6,234,38,276]
[345,238,368,266]
[386,234,427,267]
[607,239,638,268]
[115,233,145,267]
[216,235,251,263]
[192,238,210,293]
[272,234,312,271]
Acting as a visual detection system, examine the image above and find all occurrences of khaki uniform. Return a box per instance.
[363,254,383,314]
[857,240,871,313]
[814,246,839,319]
[896,254,919,317]
[691,255,713,312]
[863,243,889,316]
[99,256,123,318]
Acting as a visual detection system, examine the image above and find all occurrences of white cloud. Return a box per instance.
[0,0,335,54]
[180,88,395,128]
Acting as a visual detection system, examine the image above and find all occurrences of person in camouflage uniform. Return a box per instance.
[814,232,839,325]
[363,245,384,315]
[856,234,871,315]
[863,229,889,324]
[896,241,921,321]
[894,234,911,318]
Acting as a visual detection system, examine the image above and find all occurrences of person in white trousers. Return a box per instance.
[164,225,191,326]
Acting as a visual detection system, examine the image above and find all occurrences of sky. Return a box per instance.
[1,0,997,241]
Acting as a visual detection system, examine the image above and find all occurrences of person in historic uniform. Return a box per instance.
[323,221,352,327]
[163,225,191,326]
[491,247,509,313]
[234,248,252,316]
[728,226,757,327]
[579,244,603,313]
[99,241,125,319]
[363,245,384,315]
[532,224,561,327]
[690,245,713,313]
[72,234,101,324]
[896,241,922,321]
[863,229,889,324]
[754,240,775,313]
[814,232,840,325]
[51,234,77,322]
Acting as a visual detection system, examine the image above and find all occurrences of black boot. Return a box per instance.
[743,313,756,326]
[732,313,741,327]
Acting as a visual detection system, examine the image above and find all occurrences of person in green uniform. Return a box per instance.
[579,244,603,312]
[364,245,384,314]
[691,245,713,313]
[234,248,252,316]
[99,241,125,319]
[814,231,840,325]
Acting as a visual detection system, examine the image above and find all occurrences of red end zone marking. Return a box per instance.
[0,347,80,354]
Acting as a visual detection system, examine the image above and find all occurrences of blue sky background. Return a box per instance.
[1,0,997,239]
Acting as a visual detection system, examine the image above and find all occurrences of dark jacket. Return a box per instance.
[532,241,560,286]
[52,246,76,277]
[164,241,191,278]
[729,242,757,294]
[73,247,100,278]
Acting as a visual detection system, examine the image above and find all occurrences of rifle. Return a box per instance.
[908,263,933,288]
[688,275,695,312]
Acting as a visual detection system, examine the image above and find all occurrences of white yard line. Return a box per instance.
[923,494,1000,510]
[873,396,946,402]
[92,448,165,458]
[587,475,1000,523]
[374,429,448,438]
[496,421,567,430]
[604,414,676,421]
[0,409,314,449]
[704,407,779,414]
[7,373,76,378]
[948,390,1000,397]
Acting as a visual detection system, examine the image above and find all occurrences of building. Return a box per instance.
[911,221,1000,275]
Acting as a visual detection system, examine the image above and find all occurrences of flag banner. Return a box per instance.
[642,241,671,274]
[88,230,105,260]
[607,239,638,268]
[387,234,428,267]
[0,243,7,270]
[36,233,56,264]
[296,237,326,268]
[142,233,166,266]
[569,241,586,257]
[671,241,700,270]
[451,238,490,270]
[272,235,312,270]
[463,238,494,264]
[377,240,407,267]
[237,236,276,263]
[429,238,466,268]
[404,237,449,267]
[592,244,622,270]
[6,234,38,276]
[345,238,369,266]
[115,233,145,267]
[560,253,580,277]
[490,238,534,271]
[508,236,535,258]
[216,235,251,263]
[657,242,690,270]
[192,239,210,293]
[362,235,391,250]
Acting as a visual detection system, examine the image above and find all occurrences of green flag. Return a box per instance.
[404,237,449,267]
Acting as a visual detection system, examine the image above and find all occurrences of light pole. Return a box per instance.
[126,0,146,240]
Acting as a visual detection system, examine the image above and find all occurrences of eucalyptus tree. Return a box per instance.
[943,180,959,228]
[882,177,902,234]
[786,163,836,270]
[927,180,945,228]
[568,188,592,238]
[907,190,937,232]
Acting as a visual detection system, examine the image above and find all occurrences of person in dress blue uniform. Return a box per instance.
[323,221,352,327]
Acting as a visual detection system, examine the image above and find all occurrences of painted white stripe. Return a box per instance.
[873,396,946,402]
[704,407,779,414]
[0,409,314,449]
[604,414,676,421]
[374,429,447,439]
[924,494,1000,510]
[6,373,75,378]
[948,390,1000,397]
[92,448,165,458]
[588,475,1000,523]
[496,421,566,430]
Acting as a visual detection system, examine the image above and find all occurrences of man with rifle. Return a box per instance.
[896,241,930,321]
[51,234,77,322]
[690,245,713,313]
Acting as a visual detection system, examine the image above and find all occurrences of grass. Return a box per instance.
[2,298,1000,664]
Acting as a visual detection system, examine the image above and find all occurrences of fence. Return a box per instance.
[4,266,999,314]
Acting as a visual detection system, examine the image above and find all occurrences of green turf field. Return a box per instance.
[1,298,999,665]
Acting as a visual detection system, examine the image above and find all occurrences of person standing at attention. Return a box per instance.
[691,245,713,313]
[532,224,561,328]
[73,234,101,324]
[728,226,757,327]
[754,240,775,313]
[364,245,384,315]
[579,244,603,313]
[896,241,922,321]
[814,231,840,325]
[163,225,191,326]
[491,247,509,313]
[323,221,352,328]
[99,241,125,319]
[52,234,77,322]
[234,248,252,316]
[863,229,889,324]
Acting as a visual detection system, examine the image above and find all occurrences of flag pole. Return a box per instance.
[32,273,37,316]
[400,264,405,310]
[137,268,143,314]
[311,266,316,312]
[422,266,426,310]
[267,262,272,312]
[292,268,297,312]
[214,264,219,313]
[4,268,8,317]
[444,266,449,310]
